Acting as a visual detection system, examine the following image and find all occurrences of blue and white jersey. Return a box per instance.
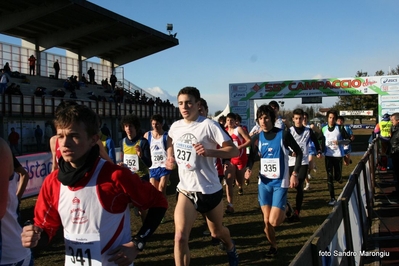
[288,126,310,166]
[258,129,290,188]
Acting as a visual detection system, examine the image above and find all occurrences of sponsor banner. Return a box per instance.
[18,149,124,198]
[339,110,373,116]
[17,152,52,198]
[381,95,399,101]
[349,124,375,130]
[231,106,248,113]
[380,85,399,94]
[382,108,399,114]
[230,75,399,131]
[231,101,248,107]
[382,102,399,108]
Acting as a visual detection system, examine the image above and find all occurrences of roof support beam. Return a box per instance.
[38,20,113,49]
[0,1,72,32]
[78,34,150,59]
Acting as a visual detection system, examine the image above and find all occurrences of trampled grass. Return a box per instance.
[20,154,362,266]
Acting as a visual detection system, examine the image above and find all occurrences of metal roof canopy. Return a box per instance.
[0,0,179,66]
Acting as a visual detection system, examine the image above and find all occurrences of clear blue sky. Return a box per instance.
[1,0,398,114]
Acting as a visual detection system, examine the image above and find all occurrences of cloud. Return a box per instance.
[143,86,177,105]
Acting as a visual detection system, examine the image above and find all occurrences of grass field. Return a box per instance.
[20,153,365,266]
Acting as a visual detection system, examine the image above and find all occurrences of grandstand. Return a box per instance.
[0,0,180,153]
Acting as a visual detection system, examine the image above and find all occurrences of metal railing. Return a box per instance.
[289,140,378,266]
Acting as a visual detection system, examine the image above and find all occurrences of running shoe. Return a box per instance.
[264,247,278,258]
[335,175,343,184]
[304,183,310,191]
[226,241,239,266]
[287,210,300,223]
[308,174,312,180]
[328,198,337,206]
[245,179,250,186]
[211,237,220,246]
[225,204,235,214]
[286,202,294,218]
[238,187,243,195]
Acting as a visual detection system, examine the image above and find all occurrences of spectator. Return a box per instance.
[44,122,53,151]
[53,59,60,79]
[34,86,46,97]
[28,55,36,76]
[3,62,11,74]
[389,113,399,200]
[8,127,21,156]
[110,74,117,90]
[35,125,43,151]
[5,84,22,95]
[0,69,10,94]
[374,113,392,171]
[101,123,111,137]
[87,67,95,84]
[81,73,89,84]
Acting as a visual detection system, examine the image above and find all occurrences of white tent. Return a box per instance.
[212,103,230,121]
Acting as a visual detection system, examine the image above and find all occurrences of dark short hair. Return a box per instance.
[151,114,164,124]
[235,113,242,122]
[269,100,280,111]
[55,100,78,117]
[54,104,99,138]
[120,114,141,131]
[177,86,200,102]
[226,113,237,120]
[326,110,338,119]
[256,104,276,125]
[199,98,208,111]
[337,115,345,122]
[293,108,304,116]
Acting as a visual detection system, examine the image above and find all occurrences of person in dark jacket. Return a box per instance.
[389,113,399,199]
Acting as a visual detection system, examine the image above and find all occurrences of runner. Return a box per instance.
[287,109,322,222]
[119,114,151,181]
[166,86,239,266]
[247,104,302,258]
[224,112,251,213]
[336,116,355,166]
[21,104,167,265]
[144,114,171,197]
[321,110,352,205]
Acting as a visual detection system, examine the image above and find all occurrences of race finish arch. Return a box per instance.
[229,75,399,130]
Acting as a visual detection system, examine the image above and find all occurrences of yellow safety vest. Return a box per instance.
[379,121,392,138]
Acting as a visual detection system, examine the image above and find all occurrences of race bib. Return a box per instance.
[260,158,280,179]
[65,232,101,266]
[174,141,196,170]
[124,154,139,172]
[326,140,338,150]
[151,149,166,167]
